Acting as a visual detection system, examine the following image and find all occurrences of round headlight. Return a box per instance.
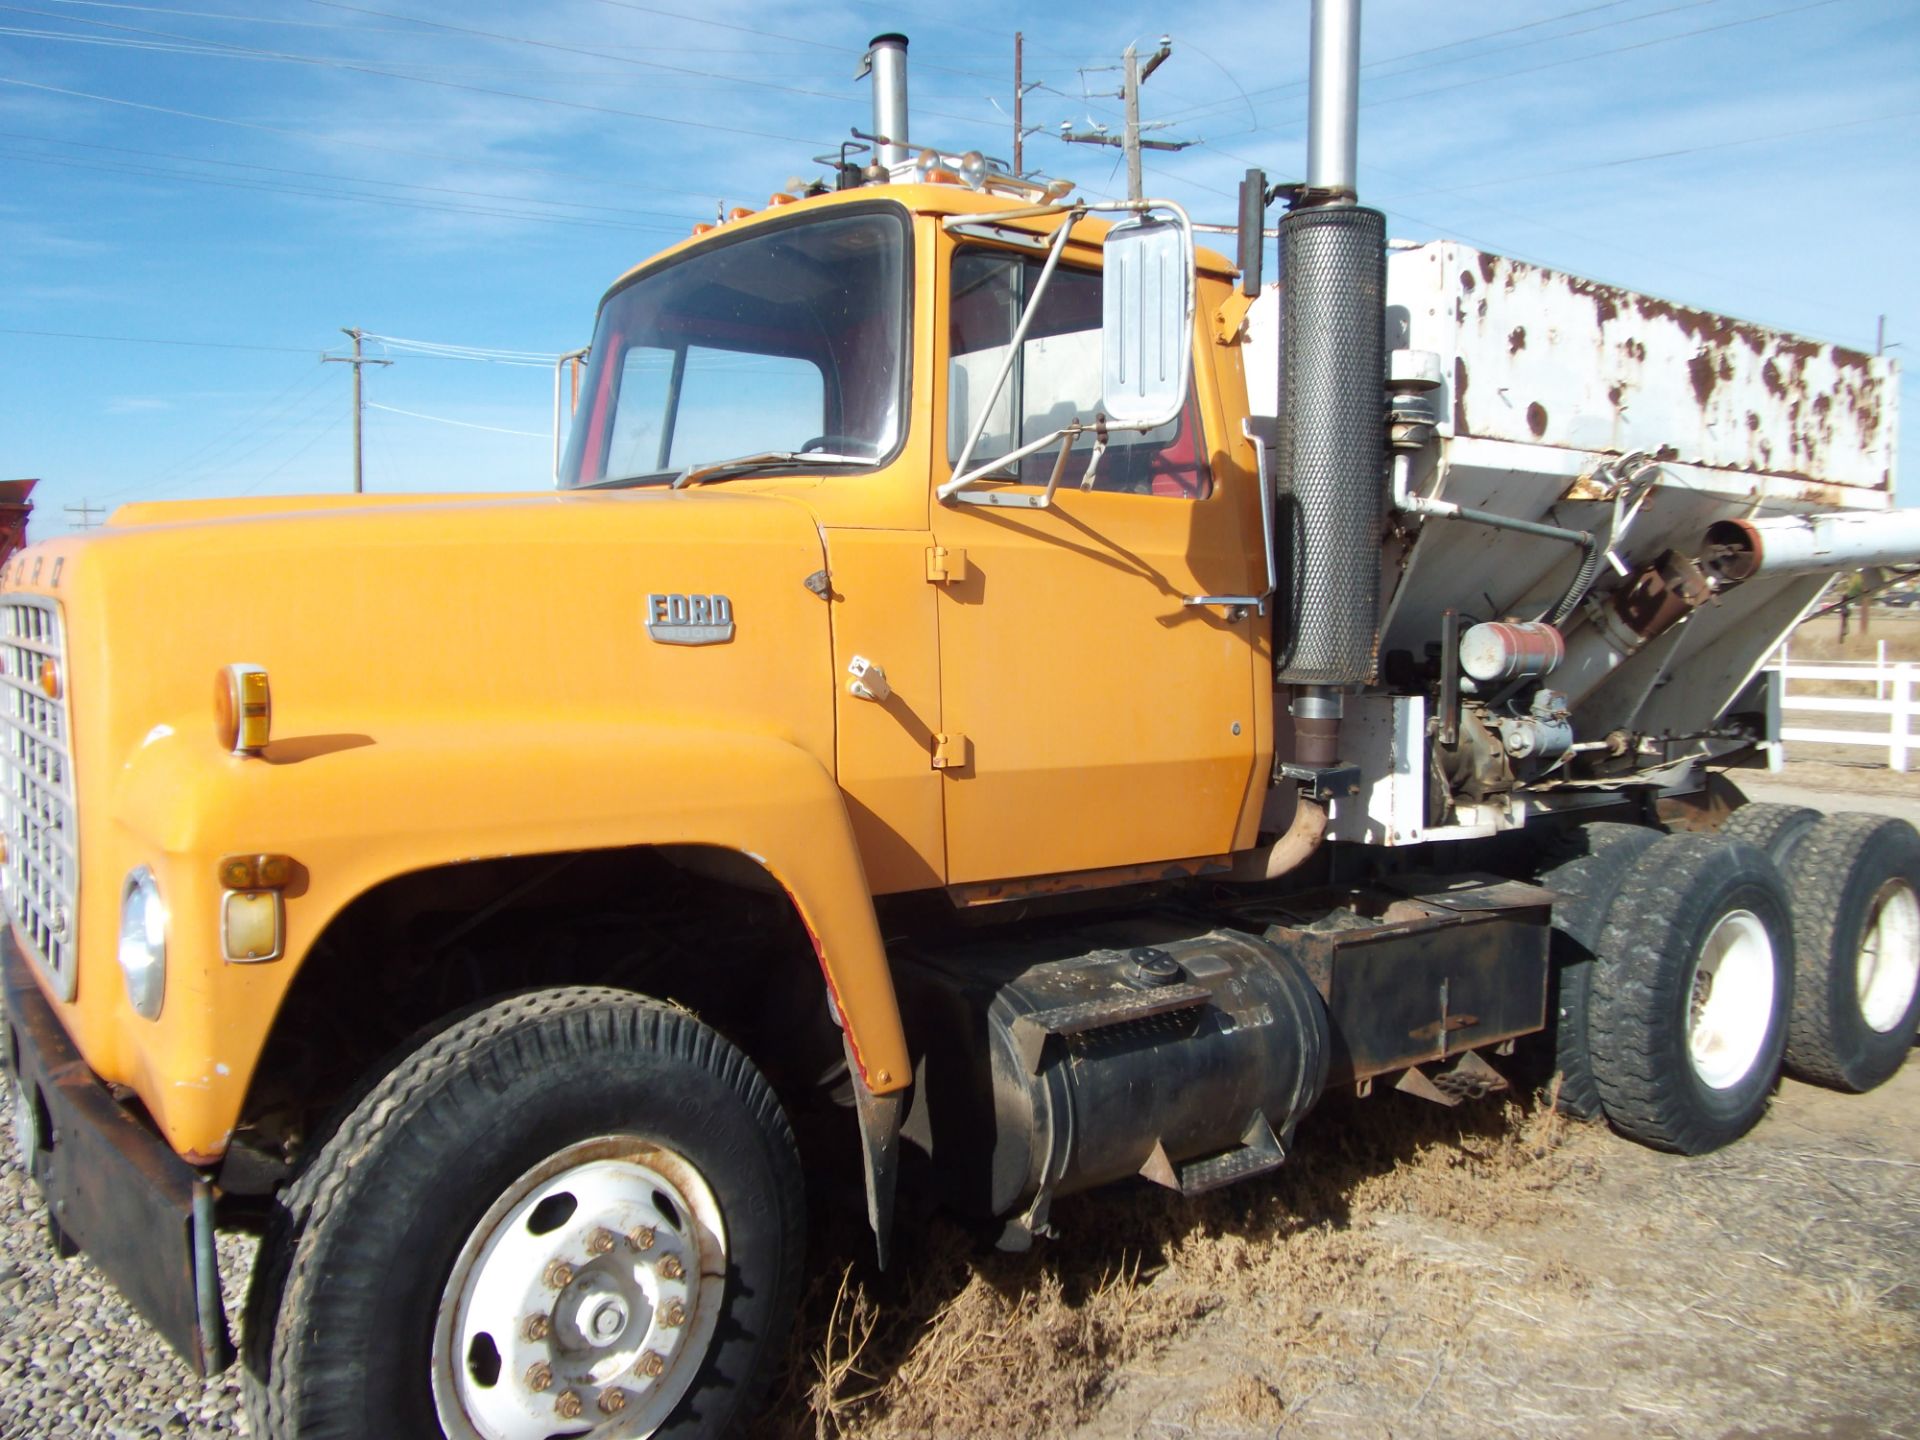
[117,867,167,1021]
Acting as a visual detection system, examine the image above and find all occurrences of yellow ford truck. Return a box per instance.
[3,9,1915,1438]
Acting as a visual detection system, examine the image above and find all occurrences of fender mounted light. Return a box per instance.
[216,663,271,755]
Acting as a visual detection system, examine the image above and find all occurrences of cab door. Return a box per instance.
[930,239,1262,884]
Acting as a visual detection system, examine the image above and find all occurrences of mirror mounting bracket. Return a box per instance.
[938,199,1195,509]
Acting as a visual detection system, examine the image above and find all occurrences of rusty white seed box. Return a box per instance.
[1246,242,1899,500]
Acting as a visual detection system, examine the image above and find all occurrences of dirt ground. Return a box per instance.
[765,1058,1920,1440]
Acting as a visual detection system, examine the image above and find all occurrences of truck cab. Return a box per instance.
[558,185,1271,894]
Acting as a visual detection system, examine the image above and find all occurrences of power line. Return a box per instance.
[1156,0,1719,128]
[0,8,842,147]
[0,23,893,84]
[185,382,344,490]
[2,144,700,234]
[116,363,335,499]
[1365,0,1851,111]
[366,402,546,438]
[1372,104,1920,203]
[293,0,868,106]
[235,410,348,497]
[1206,0,1852,142]
[0,325,316,353]
[38,0,889,56]
[576,0,1004,81]
[0,129,705,222]
[361,334,568,366]
[0,78,733,204]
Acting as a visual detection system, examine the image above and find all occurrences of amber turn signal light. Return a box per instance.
[215,663,271,754]
[218,853,297,891]
[37,657,60,699]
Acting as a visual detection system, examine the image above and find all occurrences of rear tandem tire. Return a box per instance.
[1588,834,1794,1154]
[1783,813,1920,1093]
[1531,822,1663,1119]
[1720,802,1821,869]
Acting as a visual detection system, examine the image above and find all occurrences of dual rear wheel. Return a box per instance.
[1550,809,1920,1154]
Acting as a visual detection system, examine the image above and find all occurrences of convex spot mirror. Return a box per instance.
[1101,214,1194,430]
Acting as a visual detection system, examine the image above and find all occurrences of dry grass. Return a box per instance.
[1784,610,1920,665]
[756,1088,1584,1440]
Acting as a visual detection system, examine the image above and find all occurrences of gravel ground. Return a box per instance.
[0,1130,254,1439]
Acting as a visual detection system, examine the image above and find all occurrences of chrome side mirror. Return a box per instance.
[1101,213,1193,429]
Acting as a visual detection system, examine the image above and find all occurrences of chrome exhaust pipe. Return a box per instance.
[866,33,910,171]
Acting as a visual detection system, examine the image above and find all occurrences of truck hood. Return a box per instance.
[36,486,837,818]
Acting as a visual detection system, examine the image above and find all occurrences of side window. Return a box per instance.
[948,248,1209,498]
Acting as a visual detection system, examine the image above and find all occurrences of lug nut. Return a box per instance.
[635,1349,666,1379]
[554,1390,583,1421]
[627,1225,656,1252]
[658,1255,685,1281]
[587,1227,616,1256]
[661,1299,686,1329]
[543,1260,574,1290]
[524,1361,553,1393]
[598,1388,628,1416]
[522,1313,552,1342]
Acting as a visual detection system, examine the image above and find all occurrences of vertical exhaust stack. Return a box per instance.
[1276,0,1385,694]
[1243,0,1382,882]
[868,34,910,171]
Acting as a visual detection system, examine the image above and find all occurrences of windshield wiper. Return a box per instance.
[669,451,868,490]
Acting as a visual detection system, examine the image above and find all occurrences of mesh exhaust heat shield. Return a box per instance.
[1275,205,1386,686]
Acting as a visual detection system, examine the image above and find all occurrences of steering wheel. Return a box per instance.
[799,435,872,456]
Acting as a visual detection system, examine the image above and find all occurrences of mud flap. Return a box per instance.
[2,932,233,1375]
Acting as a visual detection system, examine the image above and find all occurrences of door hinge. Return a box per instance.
[925,546,970,584]
[931,732,971,771]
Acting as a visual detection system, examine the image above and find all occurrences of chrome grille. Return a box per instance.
[0,596,79,1000]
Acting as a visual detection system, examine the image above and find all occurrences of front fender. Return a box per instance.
[104,717,908,1157]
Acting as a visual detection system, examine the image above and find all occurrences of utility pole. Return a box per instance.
[1059,37,1193,201]
[1012,33,1042,177]
[323,327,392,494]
[1014,32,1025,177]
[63,501,104,531]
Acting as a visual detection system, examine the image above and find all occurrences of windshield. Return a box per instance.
[560,208,908,488]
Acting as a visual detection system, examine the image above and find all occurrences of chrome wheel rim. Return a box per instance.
[1687,908,1776,1091]
[1857,879,1920,1034]
[432,1135,728,1440]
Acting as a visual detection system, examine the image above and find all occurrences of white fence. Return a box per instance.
[1774,644,1918,771]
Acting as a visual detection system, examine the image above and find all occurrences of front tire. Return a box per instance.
[242,987,805,1440]
[1785,813,1920,1092]
[1588,835,1794,1154]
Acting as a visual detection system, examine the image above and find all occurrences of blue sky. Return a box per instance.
[2,0,1915,534]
